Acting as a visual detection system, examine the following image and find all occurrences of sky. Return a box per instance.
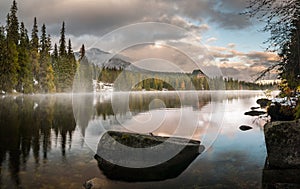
[0,0,279,81]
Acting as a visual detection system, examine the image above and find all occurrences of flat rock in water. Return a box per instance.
[244,110,266,116]
[251,107,260,110]
[94,131,203,182]
[239,125,253,131]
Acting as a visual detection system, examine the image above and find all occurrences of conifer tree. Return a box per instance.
[67,39,78,82]
[79,44,85,60]
[7,0,19,45]
[39,24,55,93]
[51,43,59,87]
[59,22,67,57]
[17,22,33,93]
[57,22,77,92]
[30,17,40,89]
[0,26,6,92]
[3,11,19,92]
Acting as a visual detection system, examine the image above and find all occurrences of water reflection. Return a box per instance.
[0,91,270,188]
[0,95,76,186]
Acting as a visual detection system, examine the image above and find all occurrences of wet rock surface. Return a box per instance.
[256,98,271,108]
[264,119,300,169]
[93,131,203,182]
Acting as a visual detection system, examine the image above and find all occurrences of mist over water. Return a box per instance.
[0,91,268,188]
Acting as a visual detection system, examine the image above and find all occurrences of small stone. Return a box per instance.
[83,178,103,189]
[244,110,266,116]
[239,125,253,131]
[251,107,260,110]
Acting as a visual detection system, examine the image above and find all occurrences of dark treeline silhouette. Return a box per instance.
[97,67,276,91]
[0,95,76,186]
[0,0,77,94]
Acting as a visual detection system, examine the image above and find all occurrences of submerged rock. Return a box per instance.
[257,98,271,108]
[262,167,300,188]
[239,125,253,131]
[250,107,260,110]
[244,110,266,116]
[264,119,300,169]
[94,131,204,182]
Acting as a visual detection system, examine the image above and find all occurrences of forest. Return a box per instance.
[0,0,77,93]
[0,0,277,94]
[97,67,276,91]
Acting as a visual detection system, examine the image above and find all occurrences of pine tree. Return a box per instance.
[59,22,67,57]
[17,22,33,93]
[0,26,6,92]
[30,17,40,90]
[56,22,77,92]
[56,22,67,91]
[79,44,85,60]
[7,0,19,45]
[67,39,78,83]
[2,0,21,92]
[39,24,55,93]
[51,43,59,88]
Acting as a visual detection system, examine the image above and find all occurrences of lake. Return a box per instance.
[0,91,270,188]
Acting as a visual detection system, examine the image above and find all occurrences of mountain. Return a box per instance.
[74,48,206,76]
[74,48,132,70]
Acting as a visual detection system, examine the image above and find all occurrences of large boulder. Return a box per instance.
[264,119,300,169]
[94,131,203,182]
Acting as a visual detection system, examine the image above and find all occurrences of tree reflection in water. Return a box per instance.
[0,95,76,186]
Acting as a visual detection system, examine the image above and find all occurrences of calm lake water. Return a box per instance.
[0,91,270,188]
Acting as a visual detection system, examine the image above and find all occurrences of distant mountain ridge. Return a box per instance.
[74,48,132,70]
[74,48,206,77]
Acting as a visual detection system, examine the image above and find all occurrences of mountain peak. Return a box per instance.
[88,48,110,55]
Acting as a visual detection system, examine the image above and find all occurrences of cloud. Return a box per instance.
[227,43,236,48]
[0,0,252,37]
[207,45,279,80]
[206,37,218,43]
[0,0,269,81]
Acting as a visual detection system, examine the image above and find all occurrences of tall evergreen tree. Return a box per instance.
[1,0,21,92]
[0,26,6,92]
[67,39,77,80]
[59,22,67,57]
[30,17,40,89]
[17,22,33,93]
[51,43,59,88]
[79,44,85,60]
[56,22,76,92]
[39,24,55,93]
[7,0,19,45]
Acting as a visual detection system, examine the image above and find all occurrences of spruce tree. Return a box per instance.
[3,12,19,92]
[17,22,33,93]
[57,22,76,92]
[39,24,55,93]
[7,0,19,45]
[0,26,6,92]
[30,17,40,90]
[51,43,59,88]
[59,22,67,56]
[67,39,78,83]
[79,44,85,60]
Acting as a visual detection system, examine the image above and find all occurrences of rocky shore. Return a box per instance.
[263,119,300,187]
